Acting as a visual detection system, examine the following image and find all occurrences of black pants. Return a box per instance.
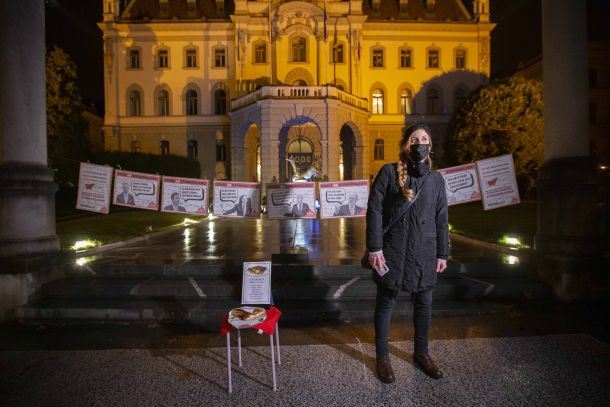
[374,285,433,357]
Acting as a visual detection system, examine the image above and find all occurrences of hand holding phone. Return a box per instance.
[375,261,389,277]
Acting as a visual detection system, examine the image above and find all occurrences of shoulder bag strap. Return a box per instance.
[381,174,428,235]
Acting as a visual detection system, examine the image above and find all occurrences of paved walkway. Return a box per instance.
[1,334,609,406]
[80,217,514,268]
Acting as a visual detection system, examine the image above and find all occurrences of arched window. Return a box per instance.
[186,89,198,115]
[372,88,384,114]
[455,88,467,111]
[157,89,170,116]
[214,89,227,115]
[292,79,307,86]
[374,139,384,161]
[426,88,440,115]
[291,37,306,62]
[332,43,344,64]
[128,90,141,116]
[400,89,412,115]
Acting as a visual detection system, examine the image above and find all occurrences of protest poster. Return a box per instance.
[213,181,260,218]
[266,182,316,219]
[476,154,521,210]
[76,162,113,214]
[319,180,369,218]
[241,261,272,305]
[438,163,482,206]
[112,170,160,211]
[161,176,209,215]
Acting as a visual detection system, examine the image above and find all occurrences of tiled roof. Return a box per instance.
[119,0,472,22]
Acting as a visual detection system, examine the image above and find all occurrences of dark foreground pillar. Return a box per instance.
[0,1,62,319]
[536,0,608,300]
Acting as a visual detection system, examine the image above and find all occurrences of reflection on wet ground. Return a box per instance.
[85,217,513,267]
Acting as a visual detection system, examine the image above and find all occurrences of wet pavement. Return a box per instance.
[78,217,515,269]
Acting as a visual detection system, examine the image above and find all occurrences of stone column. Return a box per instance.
[536,0,607,299]
[0,1,59,258]
[317,35,326,86]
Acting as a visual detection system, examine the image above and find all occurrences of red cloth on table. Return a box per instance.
[220,306,282,335]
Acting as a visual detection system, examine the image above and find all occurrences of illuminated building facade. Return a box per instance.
[99,0,494,181]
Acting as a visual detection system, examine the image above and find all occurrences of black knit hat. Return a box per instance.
[403,123,432,140]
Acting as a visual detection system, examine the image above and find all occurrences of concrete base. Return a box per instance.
[0,162,60,257]
[272,247,309,264]
[535,254,610,301]
[0,250,73,321]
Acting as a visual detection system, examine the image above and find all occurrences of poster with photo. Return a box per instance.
[241,261,272,305]
[161,176,209,215]
[438,164,482,206]
[266,182,316,219]
[319,180,369,218]
[112,170,160,211]
[212,181,260,218]
[76,162,113,214]
[476,154,521,210]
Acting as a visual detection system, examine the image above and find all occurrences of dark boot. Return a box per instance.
[376,355,395,383]
[414,353,444,379]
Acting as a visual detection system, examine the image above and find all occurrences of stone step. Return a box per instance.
[16,298,498,327]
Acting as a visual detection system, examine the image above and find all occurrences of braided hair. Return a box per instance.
[397,123,433,201]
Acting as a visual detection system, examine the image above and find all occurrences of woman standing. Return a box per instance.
[366,123,449,383]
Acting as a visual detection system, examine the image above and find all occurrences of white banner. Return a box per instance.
[213,181,260,218]
[438,163,482,206]
[161,176,209,215]
[112,170,160,211]
[319,180,369,218]
[476,154,521,210]
[266,182,316,219]
[241,261,272,305]
[76,162,113,214]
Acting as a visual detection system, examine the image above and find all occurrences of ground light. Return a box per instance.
[75,257,94,266]
[502,255,520,265]
[498,235,529,249]
[70,239,101,251]
[182,217,198,225]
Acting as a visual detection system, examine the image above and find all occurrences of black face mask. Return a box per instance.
[409,144,430,162]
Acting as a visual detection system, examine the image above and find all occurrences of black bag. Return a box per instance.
[361,175,427,269]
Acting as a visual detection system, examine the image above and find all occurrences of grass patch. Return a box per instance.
[448,201,537,247]
[56,210,206,250]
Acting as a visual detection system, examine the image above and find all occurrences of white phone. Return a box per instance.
[376,262,390,277]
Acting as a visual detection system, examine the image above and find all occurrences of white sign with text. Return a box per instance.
[161,176,209,215]
[213,181,260,218]
[319,180,369,218]
[241,261,272,305]
[438,163,482,206]
[476,154,521,210]
[266,182,317,219]
[76,162,114,214]
[113,170,160,211]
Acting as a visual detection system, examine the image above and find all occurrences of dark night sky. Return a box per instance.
[45,0,607,115]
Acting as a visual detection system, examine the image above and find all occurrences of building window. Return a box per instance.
[332,43,344,64]
[254,43,267,63]
[128,90,141,116]
[160,140,170,155]
[374,139,384,161]
[186,89,198,115]
[291,37,306,62]
[186,48,197,68]
[426,88,440,114]
[216,141,227,162]
[455,88,467,111]
[400,89,412,115]
[158,89,170,116]
[589,68,598,88]
[372,88,384,114]
[128,48,140,69]
[187,139,198,158]
[131,140,141,153]
[158,49,169,68]
[214,48,226,67]
[590,102,597,123]
[214,89,227,115]
[399,48,412,68]
[427,49,440,68]
[372,48,384,68]
[455,49,466,69]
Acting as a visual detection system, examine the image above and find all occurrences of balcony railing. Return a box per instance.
[230,85,369,111]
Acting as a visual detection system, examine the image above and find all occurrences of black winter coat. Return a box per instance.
[366,163,449,292]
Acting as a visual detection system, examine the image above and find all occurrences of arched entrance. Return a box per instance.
[278,120,321,182]
[243,124,260,182]
[339,124,356,180]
